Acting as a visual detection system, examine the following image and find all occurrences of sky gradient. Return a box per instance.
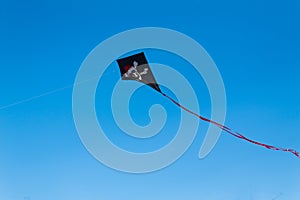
[1,0,300,199]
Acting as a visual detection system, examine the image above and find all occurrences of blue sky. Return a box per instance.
[1,0,300,199]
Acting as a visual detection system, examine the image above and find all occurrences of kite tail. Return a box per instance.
[161,92,300,159]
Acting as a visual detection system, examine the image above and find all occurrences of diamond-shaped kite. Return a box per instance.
[117,52,300,159]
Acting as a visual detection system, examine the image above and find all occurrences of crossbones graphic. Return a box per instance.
[124,61,149,80]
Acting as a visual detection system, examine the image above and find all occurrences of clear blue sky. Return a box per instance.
[1,0,300,199]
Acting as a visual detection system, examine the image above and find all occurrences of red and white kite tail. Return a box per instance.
[161,92,300,159]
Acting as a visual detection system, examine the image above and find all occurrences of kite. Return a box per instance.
[117,52,300,159]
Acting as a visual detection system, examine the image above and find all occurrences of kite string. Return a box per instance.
[0,69,117,111]
[161,92,300,159]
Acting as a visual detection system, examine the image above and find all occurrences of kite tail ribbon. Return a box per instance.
[161,92,300,159]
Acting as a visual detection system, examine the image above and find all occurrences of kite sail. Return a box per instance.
[117,52,161,93]
[116,52,300,159]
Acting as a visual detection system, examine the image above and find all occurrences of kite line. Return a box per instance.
[161,92,300,159]
[0,70,117,111]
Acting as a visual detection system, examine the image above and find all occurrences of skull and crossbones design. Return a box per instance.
[124,61,149,81]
